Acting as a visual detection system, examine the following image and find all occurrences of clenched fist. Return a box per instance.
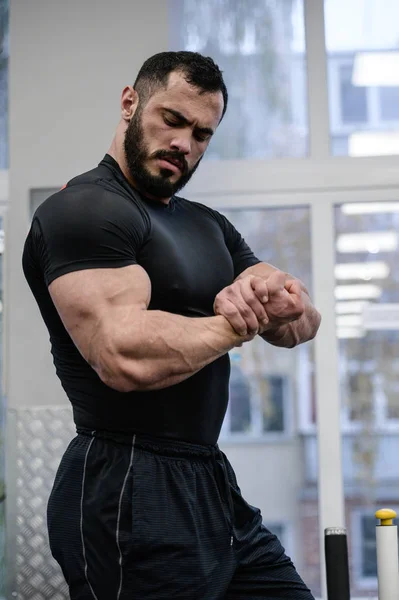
[213,274,270,336]
[214,270,305,337]
[263,270,305,326]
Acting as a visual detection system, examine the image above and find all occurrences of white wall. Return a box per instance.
[7,0,169,409]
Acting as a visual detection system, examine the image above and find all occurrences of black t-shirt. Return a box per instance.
[22,154,260,444]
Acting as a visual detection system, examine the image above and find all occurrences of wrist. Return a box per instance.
[209,315,253,348]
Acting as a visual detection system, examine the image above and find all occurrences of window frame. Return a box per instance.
[340,358,399,433]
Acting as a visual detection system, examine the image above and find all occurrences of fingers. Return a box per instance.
[265,270,287,295]
[229,293,260,334]
[250,276,269,303]
[282,278,305,317]
[216,298,257,336]
[241,278,269,328]
[214,276,269,335]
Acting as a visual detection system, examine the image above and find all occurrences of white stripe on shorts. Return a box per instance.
[116,434,136,600]
[80,432,99,600]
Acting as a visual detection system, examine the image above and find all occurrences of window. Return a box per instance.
[379,87,399,121]
[335,202,399,431]
[228,353,288,435]
[325,0,399,156]
[0,215,4,594]
[215,206,313,440]
[360,516,378,578]
[336,202,399,596]
[170,0,308,159]
[0,0,6,592]
[261,375,286,433]
[0,21,7,543]
[229,353,251,434]
[385,365,399,419]
[339,65,368,124]
[0,0,8,169]
[342,370,374,423]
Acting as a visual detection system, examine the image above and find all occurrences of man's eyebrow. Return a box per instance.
[164,108,214,136]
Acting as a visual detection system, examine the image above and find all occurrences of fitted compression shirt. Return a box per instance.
[22,154,261,445]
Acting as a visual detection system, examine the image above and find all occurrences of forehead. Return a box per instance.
[145,71,224,128]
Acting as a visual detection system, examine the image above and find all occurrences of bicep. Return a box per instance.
[49,264,151,373]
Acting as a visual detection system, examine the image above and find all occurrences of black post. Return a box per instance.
[325,527,351,600]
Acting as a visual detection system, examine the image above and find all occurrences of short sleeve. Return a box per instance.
[212,210,261,279]
[30,184,149,286]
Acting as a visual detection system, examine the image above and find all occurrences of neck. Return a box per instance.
[107,132,171,206]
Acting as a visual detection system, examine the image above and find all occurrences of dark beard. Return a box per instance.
[124,110,202,198]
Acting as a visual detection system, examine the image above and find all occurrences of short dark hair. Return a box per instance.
[133,51,228,120]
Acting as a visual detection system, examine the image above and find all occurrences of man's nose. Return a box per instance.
[170,132,191,156]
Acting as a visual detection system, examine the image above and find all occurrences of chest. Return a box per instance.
[138,206,234,316]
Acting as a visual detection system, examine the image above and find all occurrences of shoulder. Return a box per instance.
[35,156,150,229]
[34,178,150,236]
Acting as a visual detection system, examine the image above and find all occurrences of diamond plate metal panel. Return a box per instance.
[14,407,75,600]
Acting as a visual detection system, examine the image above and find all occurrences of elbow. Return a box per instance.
[97,357,166,393]
[87,332,149,392]
[100,373,140,393]
[97,369,139,393]
[96,357,145,393]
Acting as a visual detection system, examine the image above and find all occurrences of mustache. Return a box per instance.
[151,150,189,174]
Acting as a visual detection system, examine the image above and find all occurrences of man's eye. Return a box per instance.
[164,118,178,127]
[194,133,209,143]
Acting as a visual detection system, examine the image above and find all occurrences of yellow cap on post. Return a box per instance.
[375,508,397,526]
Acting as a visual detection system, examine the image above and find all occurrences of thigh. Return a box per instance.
[127,449,236,599]
[47,435,134,600]
[227,521,315,599]
[223,456,315,600]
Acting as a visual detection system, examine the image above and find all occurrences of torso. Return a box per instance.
[22,155,257,445]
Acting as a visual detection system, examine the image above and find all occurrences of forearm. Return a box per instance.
[100,310,245,392]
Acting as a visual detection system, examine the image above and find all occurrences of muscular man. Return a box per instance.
[23,51,321,599]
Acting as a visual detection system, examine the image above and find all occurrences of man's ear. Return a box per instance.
[120,86,139,122]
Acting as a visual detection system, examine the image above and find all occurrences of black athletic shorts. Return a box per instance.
[47,430,315,599]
